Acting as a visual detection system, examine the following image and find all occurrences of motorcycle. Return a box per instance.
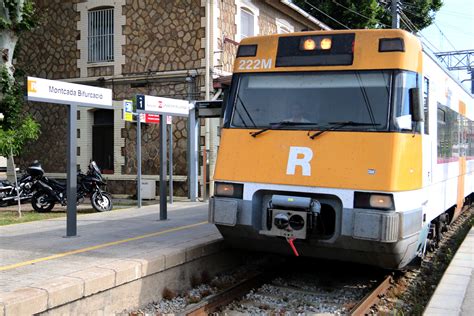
[31,161,113,212]
[0,161,44,207]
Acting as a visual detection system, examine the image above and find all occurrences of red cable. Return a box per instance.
[288,238,299,257]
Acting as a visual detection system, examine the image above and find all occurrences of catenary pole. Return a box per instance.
[391,0,400,29]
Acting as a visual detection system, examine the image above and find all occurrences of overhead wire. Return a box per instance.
[398,10,440,53]
[433,22,458,51]
[303,0,350,29]
[330,0,390,28]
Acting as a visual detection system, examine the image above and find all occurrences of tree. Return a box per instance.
[293,0,443,31]
[0,0,40,217]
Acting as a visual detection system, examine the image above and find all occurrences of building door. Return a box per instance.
[93,110,114,173]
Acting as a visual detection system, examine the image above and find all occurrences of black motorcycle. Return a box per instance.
[31,161,113,212]
[0,162,44,207]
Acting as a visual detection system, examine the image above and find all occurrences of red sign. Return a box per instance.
[139,113,172,125]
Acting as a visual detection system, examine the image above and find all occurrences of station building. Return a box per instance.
[15,0,327,197]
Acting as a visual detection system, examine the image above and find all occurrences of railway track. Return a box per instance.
[182,262,393,315]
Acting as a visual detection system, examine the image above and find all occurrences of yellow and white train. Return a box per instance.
[209,29,474,269]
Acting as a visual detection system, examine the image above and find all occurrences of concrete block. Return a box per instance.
[164,249,186,269]
[68,267,115,296]
[445,266,472,277]
[423,306,460,316]
[31,276,84,309]
[129,253,165,277]
[440,274,472,287]
[98,260,142,286]
[0,287,47,315]
[428,293,464,311]
[434,283,467,297]
[186,238,223,261]
[0,302,4,316]
[450,258,474,269]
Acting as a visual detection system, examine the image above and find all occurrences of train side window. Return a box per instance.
[437,107,446,123]
[423,77,429,134]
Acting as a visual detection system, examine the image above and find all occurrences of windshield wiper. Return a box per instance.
[309,121,380,139]
[250,121,319,138]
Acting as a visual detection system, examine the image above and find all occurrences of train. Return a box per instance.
[208,29,474,269]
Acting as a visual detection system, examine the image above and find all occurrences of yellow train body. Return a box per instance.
[209,29,474,269]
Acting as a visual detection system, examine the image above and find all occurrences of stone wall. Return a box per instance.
[113,79,193,177]
[18,103,69,172]
[15,0,80,171]
[122,0,204,74]
[218,0,238,74]
[16,0,80,79]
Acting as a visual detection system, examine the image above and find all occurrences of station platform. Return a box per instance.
[0,201,230,315]
[424,226,474,315]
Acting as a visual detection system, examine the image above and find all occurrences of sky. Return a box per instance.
[420,0,474,88]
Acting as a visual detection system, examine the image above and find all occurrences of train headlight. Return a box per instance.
[369,195,394,209]
[274,213,289,229]
[320,38,332,50]
[215,182,243,199]
[302,38,316,50]
[289,214,305,230]
[354,192,395,210]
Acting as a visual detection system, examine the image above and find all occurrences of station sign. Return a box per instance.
[123,99,171,124]
[27,76,112,108]
[136,95,192,117]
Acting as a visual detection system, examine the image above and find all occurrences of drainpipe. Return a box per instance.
[205,0,211,200]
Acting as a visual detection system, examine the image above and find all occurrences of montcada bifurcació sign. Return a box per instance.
[27,76,112,108]
[48,85,104,100]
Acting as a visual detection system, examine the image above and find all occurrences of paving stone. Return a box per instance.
[68,267,116,296]
[31,276,84,309]
[98,260,142,286]
[424,306,460,316]
[445,266,473,277]
[128,252,165,276]
[428,293,464,311]
[0,287,48,315]
[186,236,223,261]
[164,249,186,269]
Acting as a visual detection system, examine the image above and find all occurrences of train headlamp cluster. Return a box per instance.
[300,36,332,51]
[354,192,395,210]
[273,212,305,231]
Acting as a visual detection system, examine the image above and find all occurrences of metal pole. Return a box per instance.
[471,71,474,95]
[136,113,142,208]
[66,103,78,237]
[188,107,198,201]
[169,118,173,204]
[203,147,207,201]
[391,0,399,29]
[160,114,168,220]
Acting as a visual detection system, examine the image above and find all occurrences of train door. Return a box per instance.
[422,76,433,187]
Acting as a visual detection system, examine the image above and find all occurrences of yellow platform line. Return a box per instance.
[0,221,208,272]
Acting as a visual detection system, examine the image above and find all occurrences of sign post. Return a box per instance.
[26,77,112,237]
[168,118,173,204]
[136,95,192,220]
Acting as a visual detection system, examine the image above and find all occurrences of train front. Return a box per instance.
[209,29,426,269]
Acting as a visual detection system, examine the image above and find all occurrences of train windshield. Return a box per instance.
[230,70,393,131]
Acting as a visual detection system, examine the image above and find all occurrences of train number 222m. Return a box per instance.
[238,58,272,70]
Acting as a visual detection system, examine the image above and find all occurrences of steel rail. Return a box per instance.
[184,272,270,316]
[350,275,393,315]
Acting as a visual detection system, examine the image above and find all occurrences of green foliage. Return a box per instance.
[0,65,40,157]
[0,0,37,32]
[292,0,443,31]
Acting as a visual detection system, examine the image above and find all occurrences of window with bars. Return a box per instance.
[88,7,114,63]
